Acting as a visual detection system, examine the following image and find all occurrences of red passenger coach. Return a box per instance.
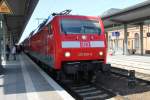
[23,11,108,80]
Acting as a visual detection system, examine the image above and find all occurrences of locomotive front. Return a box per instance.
[56,16,107,75]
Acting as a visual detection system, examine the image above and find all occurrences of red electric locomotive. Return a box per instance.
[23,10,108,80]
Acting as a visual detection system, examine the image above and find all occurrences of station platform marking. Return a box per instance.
[23,54,75,100]
[0,54,74,100]
[20,55,40,100]
[107,55,150,75]
[0,57,27,100]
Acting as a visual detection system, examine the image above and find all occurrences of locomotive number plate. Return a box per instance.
[80,42,90,48]
[78,52,92,56]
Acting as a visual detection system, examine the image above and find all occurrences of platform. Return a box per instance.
[0,53,74,100]
[107,54,150,75]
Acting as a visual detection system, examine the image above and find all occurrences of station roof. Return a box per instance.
[101,0,150,28]
[4,0,39,43]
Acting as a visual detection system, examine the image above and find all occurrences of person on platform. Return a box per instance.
[11,45,17,60]
[6,44,10,61]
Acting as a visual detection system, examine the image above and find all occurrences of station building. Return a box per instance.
[101,1,150,55]
[107,24,150,54]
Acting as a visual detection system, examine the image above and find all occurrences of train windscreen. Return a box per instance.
[61,19,101,34]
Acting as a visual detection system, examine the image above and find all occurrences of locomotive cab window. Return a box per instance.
[61,19,101,34]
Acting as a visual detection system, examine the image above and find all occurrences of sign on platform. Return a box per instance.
[0,0,12,14]
[112,32,120,37]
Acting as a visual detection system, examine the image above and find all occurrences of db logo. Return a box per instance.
[80,42,90,47]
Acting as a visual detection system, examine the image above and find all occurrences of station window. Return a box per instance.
[134,33,139,49]
[128,41,130,46]
[127,32,130,37]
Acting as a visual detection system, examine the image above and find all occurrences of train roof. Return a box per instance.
[29,14,101,38]
[55,15,100,19]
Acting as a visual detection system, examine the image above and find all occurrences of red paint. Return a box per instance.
[23,15,107,70]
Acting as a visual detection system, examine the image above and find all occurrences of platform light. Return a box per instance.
[99,51,103,56]
[65,52,71,57]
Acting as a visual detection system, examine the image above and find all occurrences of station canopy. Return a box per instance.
[101,0,150,28]
[3,0,39,43]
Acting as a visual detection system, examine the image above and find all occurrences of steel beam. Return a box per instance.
[124,24,128,55]
[140,23,144,55]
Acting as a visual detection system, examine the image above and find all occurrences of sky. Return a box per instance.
[19,0,147,43]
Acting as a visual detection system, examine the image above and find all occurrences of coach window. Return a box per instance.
[134,33,139,49]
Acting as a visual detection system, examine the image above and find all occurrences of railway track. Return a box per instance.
[61,81,116,100]
[110,67,150,84]
[108,56,150,76]
[60,67,150,100]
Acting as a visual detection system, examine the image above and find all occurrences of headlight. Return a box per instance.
[65,52,71,57]
[82,35,86,40]
[99,51,103,56]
